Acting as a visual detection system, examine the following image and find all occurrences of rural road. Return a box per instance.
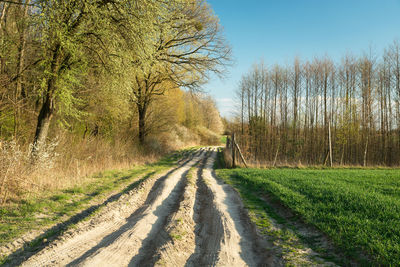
[19,148,271,267]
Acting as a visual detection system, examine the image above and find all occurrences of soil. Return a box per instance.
[9,148,272,267]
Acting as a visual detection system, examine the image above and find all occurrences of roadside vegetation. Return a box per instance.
[215,150,400,266]
[0,147,196,262]
[0,0,228,204]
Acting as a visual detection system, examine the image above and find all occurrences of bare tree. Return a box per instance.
[232,42,400,166]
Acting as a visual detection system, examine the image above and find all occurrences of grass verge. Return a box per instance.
[214,149,400,266]
[0,147,197,263]
[220,135,227,145]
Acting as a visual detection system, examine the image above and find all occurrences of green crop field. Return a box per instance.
[216,157,400,265]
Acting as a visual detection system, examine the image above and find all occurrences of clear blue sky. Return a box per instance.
[203,0,400,118]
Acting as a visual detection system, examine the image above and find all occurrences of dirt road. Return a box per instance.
[17,148,271,267]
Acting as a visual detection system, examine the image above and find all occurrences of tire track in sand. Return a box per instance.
[185,149,224,266]
[127,152,209,266]
[150,150,212,266]
[19,149,205,267]
[19,148,271,267]
[70,150,206,267]
[187,149,271,267]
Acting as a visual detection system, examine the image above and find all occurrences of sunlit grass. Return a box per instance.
[220,135,227,145]
[216,159,400,265]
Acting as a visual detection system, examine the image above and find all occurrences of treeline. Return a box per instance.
[233,42,400,166]
[135,88,224,148]
[0,0,228,200]
[0,0,228,147]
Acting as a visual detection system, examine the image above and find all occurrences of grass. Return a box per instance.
[0,147,197,259]
[215,149,400,266]
[169,166,197,242]
[220,135,227,145]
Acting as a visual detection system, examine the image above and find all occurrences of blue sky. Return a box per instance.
[203,0,400,117]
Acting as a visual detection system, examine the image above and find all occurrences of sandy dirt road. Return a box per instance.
[16,148,271,267]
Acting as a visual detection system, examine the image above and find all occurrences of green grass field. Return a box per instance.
[216,154,400,265]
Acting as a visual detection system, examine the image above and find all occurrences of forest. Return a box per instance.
[232,43,400,166]
[0,0,229,202]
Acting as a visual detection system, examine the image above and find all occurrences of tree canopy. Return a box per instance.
[0,0,229,152]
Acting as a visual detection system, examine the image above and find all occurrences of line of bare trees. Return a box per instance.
[233,41,400,166]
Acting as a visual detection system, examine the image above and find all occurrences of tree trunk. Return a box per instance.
[328,119,333,167]
[363,133,369,167]
[0,3,8,31]
[231,133,236,168]
[340,143,345,166]
[0,2,9,74]
[273,141,280,167]
[138,104,147,145]
[14,0,31,139]
[16,0,30,96]
[32,93,54,154]
[32,45,61,155]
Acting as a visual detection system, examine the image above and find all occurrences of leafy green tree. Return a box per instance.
[31,0,155,153]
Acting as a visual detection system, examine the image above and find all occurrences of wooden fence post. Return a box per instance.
[234,141,248,168]
[328,119,333,167]
[231,133,236,168]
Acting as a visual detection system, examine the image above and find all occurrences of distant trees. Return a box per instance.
[234,42,400,166]
[142,88,223,142]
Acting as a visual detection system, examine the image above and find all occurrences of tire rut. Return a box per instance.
[128,153,208,266]
[19,148,272,267]
[19,149,203,267]
[151,150,212,266]
[72,150,206,267]
[189,150,271,267]
[185,150,224,266]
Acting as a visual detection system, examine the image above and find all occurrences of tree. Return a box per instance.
[231,41,400,166]
[129,0,230,144]
[30,0,155,154]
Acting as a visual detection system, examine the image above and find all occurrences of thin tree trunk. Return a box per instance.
[328,119,333,167]
[273,143,279,167]
[0,2,9,73]
[138,103,148,145]
[14,0,31,139]
[0,2,8,31]
[340,143,345,165]
[232,133,236,168]
[363,133,369,167]
[16,0,30,96]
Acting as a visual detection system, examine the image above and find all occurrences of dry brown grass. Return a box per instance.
[0,124,222,204]
[222,147,400,170]
[0,136,157,204]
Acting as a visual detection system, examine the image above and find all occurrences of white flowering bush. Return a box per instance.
[0,139,59,203]
[0,141,26,203]
[29,139,59,171]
